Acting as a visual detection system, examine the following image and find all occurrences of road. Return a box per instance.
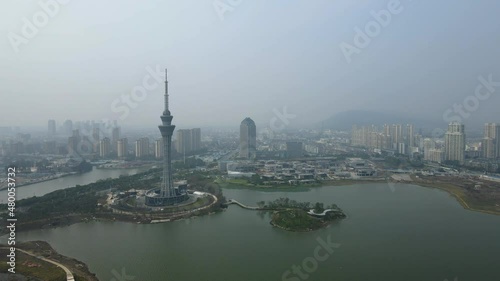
[16,248,75,281]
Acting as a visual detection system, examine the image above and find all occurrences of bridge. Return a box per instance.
[307,209,335,216]
[225,199,260,210]
[307,209,342,216]
[226,200,343,218]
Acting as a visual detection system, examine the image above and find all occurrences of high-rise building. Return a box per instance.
[72,129,80,142]
[286,141,303,159]
[414,134,422,152]
[239,117,256,159]
[112,127,120,152]
[482,138,495,158]
[43,140,57,154]
[482,123,500,158]
[176,129,192,154]
[484,123,498,138]
[154,138,164,159]
[117,138,128,158]
[351,124,392,150]
[383,124,391,149]
[48,120,56,137]
[99,137,111,157]
[7,141,24,156]
[351,125,362,146]
[92,127,100,154]
[444,122,465,164]
[63,120,73,135]
[67,136,78,154]
[497,128,500,158]
[427,149,444,163]
[383,124,391,137]
[423,138,436,161]
[392,124,403,149]
[81,136,92,154]
[176,128,202,154]
[135,137,150,158]
[398,142,406,155]
[191,128,201,151]
[406,124,414,149]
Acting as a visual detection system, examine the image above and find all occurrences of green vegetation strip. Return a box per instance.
[0,248,66,281]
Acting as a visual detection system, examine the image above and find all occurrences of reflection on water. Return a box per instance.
[13,183,500,281]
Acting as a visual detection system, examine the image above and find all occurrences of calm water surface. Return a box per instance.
[9,183,500,281]
[0,167,142,201]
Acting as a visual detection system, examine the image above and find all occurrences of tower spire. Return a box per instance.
[145,67,188,206]
[164,68,170,116]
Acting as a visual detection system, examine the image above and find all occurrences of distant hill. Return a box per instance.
[318,110,441,131]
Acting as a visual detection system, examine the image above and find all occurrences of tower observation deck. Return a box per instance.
[145,69,189,206]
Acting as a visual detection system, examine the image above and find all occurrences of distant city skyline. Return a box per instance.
[2,2,500,280]
[2,1,500,128]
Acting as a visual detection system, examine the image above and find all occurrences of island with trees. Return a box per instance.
[228,197,347,232]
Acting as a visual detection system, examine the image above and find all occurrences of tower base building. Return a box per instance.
[145,69,189,207]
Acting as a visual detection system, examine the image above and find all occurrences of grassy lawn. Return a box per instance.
[0,249,66,281]
[414,180,500,216]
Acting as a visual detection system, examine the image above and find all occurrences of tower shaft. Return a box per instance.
[159,69,175,197]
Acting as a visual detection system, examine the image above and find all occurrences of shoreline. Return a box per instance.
[0,166,149,192]
[0,241,99,280]
[215,178,381,192]
[220,177,500,216]
[6,176,499,236]
[95,163,158,170]
[409,180,500,216]
[269,219,331,232]
[0,172,78,191]
[8,192,222,235]
[11,209,223,235]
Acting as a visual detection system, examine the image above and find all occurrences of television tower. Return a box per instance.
[159,69,175,197]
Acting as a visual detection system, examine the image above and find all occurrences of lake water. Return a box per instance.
[0,167,143,202]
[9,182,500,281]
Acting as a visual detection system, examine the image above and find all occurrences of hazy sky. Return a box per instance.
[1,0,500,130]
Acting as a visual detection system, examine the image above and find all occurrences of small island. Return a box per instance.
[227,198,346,232]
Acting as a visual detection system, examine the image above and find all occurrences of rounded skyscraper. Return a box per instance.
[239,117,256,159]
